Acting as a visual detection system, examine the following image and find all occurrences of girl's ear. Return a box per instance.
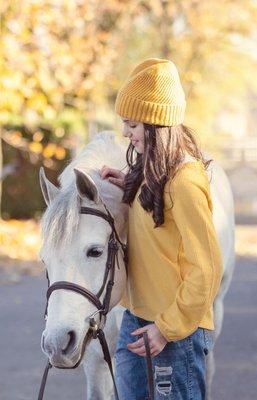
[74,168,100,204]
[39,167,60,206]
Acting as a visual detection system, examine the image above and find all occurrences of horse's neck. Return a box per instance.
[59,132,127,188]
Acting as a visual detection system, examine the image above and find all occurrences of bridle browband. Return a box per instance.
[38,203,154,400]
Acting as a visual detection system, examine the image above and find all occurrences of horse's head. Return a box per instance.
[39,166,127,368]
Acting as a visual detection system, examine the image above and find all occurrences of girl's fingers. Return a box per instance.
[100,165,110,177]
[129,344,155,357]
[130,345,146,355]
[100,167,111,179]
[151,350,161,357]
[108,177,124,188]
[100,166,120,179]
[100,167,125,188]
[100,165,106,174]
[127,338,144,349]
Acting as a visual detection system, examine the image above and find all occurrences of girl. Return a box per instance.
[100,58,223,400]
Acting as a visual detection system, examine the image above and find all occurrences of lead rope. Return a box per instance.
[38,361,52,400]
[96,328,120,400]
[143,332,155,400]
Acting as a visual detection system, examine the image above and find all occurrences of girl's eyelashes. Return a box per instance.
[122,119,137,129]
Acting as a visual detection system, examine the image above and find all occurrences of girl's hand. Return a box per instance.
[127,323,168,357]
[100,165,125,189]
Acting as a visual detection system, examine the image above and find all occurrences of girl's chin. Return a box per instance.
[132,142,144,153]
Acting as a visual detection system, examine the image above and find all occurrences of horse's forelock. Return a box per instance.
[40,182,81,252]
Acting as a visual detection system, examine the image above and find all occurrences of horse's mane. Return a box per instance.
[40,131,127,252]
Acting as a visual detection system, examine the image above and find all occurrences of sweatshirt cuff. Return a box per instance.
[155,316,174,342]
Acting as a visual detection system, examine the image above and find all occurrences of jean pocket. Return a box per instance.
[202,329,215,355]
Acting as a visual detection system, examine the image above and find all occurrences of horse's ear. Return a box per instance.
[74,168,100,204]
[39,167,60,206]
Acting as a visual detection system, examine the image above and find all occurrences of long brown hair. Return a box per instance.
[122,123,213,227]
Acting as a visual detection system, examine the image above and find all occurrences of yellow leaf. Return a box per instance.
[29,141,43,154]
[43,143,56,158]
[55,146,66,160]
[33,131,44,142]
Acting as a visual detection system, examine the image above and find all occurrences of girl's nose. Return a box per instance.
[122,126,131,138]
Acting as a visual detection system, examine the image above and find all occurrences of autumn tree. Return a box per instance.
[1,0,256,217]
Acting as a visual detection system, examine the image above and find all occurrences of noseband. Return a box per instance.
[38,204,128,400]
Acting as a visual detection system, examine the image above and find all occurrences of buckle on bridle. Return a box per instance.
[109,238,119,252]
[88,308,105,338]
[89,317,99,338]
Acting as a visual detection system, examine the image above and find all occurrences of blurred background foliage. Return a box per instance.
[0,0,257,221]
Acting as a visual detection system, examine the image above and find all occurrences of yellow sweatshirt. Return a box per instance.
[120,160,223,342]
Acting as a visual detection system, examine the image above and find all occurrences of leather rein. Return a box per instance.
[38,204,155,400]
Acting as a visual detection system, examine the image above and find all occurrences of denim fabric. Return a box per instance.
[114,309,214,400]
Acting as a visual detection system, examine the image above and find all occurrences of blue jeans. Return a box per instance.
[114,309,214,400]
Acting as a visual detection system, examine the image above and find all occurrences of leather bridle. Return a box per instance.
[38,203,155,400]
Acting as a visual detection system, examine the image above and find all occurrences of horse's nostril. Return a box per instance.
[62,330,76,355]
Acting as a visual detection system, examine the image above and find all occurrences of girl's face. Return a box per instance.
[121,118,145,153]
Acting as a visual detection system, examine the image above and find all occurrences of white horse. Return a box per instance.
[39,131,235,400]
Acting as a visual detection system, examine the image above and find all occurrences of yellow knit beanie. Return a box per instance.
[115,58,186,126]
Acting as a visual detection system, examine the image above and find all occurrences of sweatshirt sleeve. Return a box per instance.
[155,172,223,342]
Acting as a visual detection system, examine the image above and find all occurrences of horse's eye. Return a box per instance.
[87,247,103,258]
